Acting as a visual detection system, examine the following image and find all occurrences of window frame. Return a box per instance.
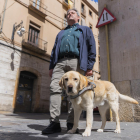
[89,10,92,17]
[28,21,41,47]
[81,3,85,13]
[33,0,41,10]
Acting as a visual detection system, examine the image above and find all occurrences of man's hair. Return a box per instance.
[67,8,80,17]
[67,8,80,22]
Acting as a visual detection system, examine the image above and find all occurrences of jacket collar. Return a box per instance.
[76,24,83,30]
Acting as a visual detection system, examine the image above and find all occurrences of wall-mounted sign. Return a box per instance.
[96,7,116,28]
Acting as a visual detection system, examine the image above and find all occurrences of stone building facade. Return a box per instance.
[98,0,140,121]
[0,0,99,113]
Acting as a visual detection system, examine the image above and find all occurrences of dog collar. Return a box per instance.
[69,82,96,99]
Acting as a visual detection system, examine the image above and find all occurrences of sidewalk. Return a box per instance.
[0,112,140,140]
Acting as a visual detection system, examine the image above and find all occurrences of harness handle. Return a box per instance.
[92,69,100,74]
[90,82,96,88]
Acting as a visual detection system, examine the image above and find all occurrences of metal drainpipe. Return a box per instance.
[0,0,8,34]
[104,4,113,122]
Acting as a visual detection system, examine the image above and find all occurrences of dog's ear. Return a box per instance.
[79,73,88,90]
[59,76,66,89]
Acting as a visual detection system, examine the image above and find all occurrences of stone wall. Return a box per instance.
[0,40,51,113]
[98,0,140,121]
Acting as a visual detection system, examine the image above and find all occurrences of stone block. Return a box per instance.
[113,80,134,122]
[131,79,140,121]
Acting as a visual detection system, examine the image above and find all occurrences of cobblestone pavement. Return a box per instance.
[0,112,140,140]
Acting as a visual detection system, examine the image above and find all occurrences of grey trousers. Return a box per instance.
[50,58,85,123]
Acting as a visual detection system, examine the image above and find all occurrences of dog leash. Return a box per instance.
[69,82,96,99]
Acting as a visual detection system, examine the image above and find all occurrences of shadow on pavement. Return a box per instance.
[79,128,124,133]
[4,112,101,121]
[0,132,72,140]
[27,125,75,139]
[27,124,118,137]
[103,129,124,132]
[28,124,46,131]
[79,128,115,133]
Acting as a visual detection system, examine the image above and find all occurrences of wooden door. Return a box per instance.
[15,72,36,113]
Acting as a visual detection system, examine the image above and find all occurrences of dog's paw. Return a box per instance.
[114,129,121,133]
[82,129,91,137]
[97,129,103,132]
[67,129,76,134]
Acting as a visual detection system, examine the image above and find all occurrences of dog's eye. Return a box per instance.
[65,78,68,81]
[74,78,77,81]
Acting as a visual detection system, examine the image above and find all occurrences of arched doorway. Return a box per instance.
[15,71,37,113]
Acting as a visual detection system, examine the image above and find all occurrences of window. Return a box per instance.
[63,14,68,28]
[89,10,92,17]
[28,22,40,47]
[81,3,86,16]
[81,3,85,13]
[33,0,41,10]
[89,24,92,30]
[81,17,86,26]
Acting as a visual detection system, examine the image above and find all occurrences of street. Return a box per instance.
[0,112,140,140]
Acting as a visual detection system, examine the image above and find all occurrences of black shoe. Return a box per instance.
[42,121,61,135]
[67,123,79,133]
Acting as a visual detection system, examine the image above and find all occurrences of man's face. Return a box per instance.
[67,10,80,24]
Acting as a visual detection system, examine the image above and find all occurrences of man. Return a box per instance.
[42,8,96,135]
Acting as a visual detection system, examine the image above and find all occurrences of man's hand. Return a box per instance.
[85,69,93,76]
[49,69,53,77]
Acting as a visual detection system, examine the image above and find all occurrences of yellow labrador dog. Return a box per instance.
[59,71,139,137]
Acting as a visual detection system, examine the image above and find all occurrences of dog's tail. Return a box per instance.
[119,92,139,104]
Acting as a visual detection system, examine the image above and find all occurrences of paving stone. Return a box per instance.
[0,113,140,140]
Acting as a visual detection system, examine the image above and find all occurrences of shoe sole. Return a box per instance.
[42,129,61,135]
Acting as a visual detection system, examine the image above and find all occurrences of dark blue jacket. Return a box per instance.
[49,24,96,72]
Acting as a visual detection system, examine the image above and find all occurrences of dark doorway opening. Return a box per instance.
[15,71,37,113]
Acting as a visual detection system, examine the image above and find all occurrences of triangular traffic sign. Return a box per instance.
[96,7,116,28]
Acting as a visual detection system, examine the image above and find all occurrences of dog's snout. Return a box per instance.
[68,85,73,92]
[68,85,73,88]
